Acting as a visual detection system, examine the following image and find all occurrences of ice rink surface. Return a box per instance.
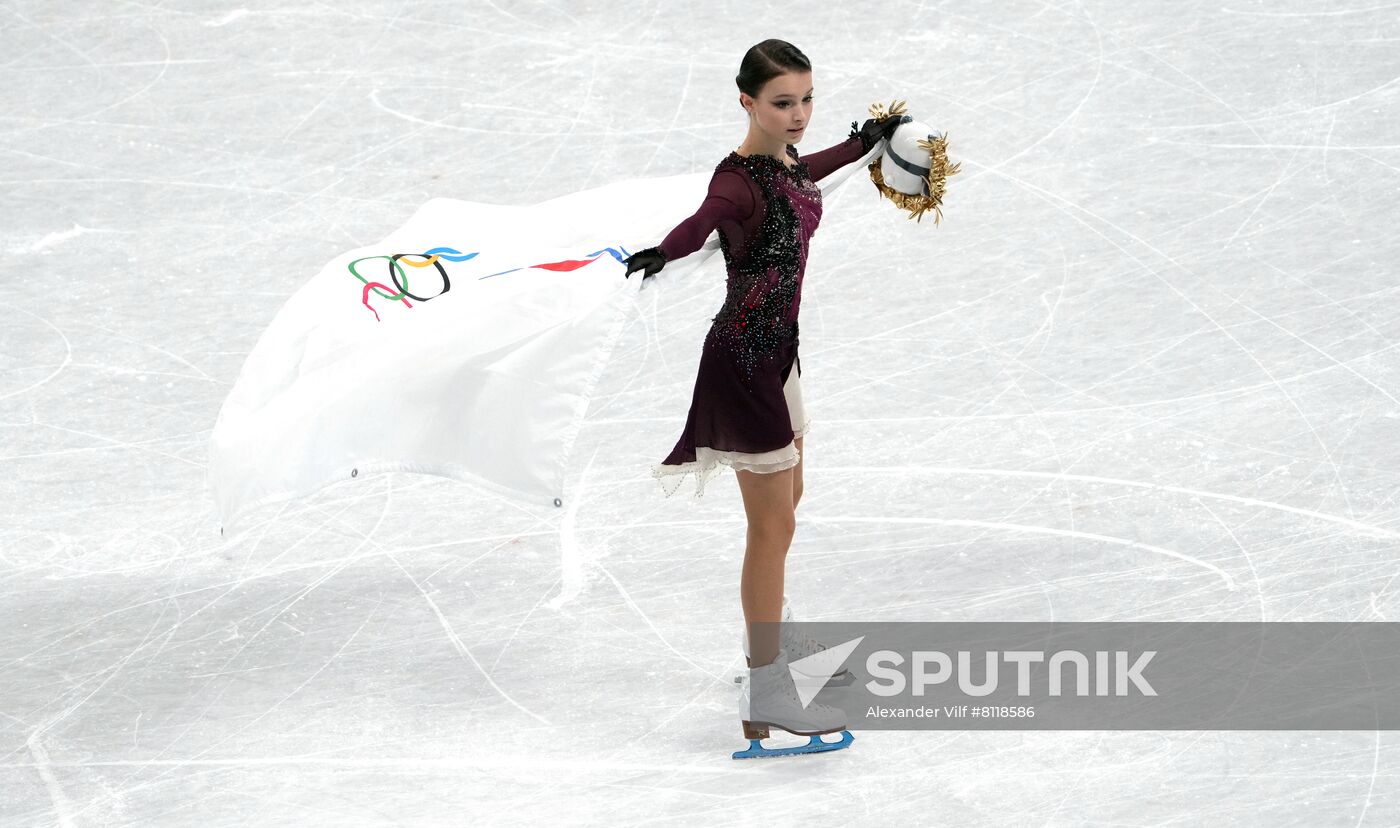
[3,0,1400,824]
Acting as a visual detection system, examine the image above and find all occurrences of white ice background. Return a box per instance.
[2,1,1400,825]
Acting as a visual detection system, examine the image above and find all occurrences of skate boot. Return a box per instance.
[737,595,857,687]
[734,648,854,760]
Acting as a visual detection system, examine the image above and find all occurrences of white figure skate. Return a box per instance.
[734,648,854,759]
[736,595,857,687]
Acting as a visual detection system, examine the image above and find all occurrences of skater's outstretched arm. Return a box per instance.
[802,116,909,183]
[657,168,756,261]
[624,169,756,281]
[800,133,867,184]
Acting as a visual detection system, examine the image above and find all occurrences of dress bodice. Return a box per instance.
[706,145,824,382]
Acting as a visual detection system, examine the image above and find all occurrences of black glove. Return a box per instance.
[623,245,667,280]
[849,113,911,153]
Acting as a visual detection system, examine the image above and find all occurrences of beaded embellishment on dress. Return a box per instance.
[708,145,823,390]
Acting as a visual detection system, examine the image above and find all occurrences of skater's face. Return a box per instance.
[741,70,813,143]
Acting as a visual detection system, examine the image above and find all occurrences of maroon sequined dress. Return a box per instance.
[649,135,868,498]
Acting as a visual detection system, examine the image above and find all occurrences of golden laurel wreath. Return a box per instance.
[866,99,961,225]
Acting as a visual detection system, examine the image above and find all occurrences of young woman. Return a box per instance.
[623,39,902,748]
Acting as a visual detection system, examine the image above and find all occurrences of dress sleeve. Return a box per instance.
[657,167,757,261]
[800,134,868,183]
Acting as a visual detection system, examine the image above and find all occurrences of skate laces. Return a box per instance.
[782,630,827,659]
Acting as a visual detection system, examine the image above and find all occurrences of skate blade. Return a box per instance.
[731,730,853,760]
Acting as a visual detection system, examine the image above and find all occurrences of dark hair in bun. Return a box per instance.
[735,39,811,102]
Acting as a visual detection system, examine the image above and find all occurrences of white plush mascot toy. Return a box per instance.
[863,99,961,224]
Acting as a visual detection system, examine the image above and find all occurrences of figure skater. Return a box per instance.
[623,39,904,756]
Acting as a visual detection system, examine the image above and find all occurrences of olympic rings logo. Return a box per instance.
[348,245,635,321]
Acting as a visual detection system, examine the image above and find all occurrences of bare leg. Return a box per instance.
[736,462,795,668]
[792,434,804,513]
[786,434,804,623]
